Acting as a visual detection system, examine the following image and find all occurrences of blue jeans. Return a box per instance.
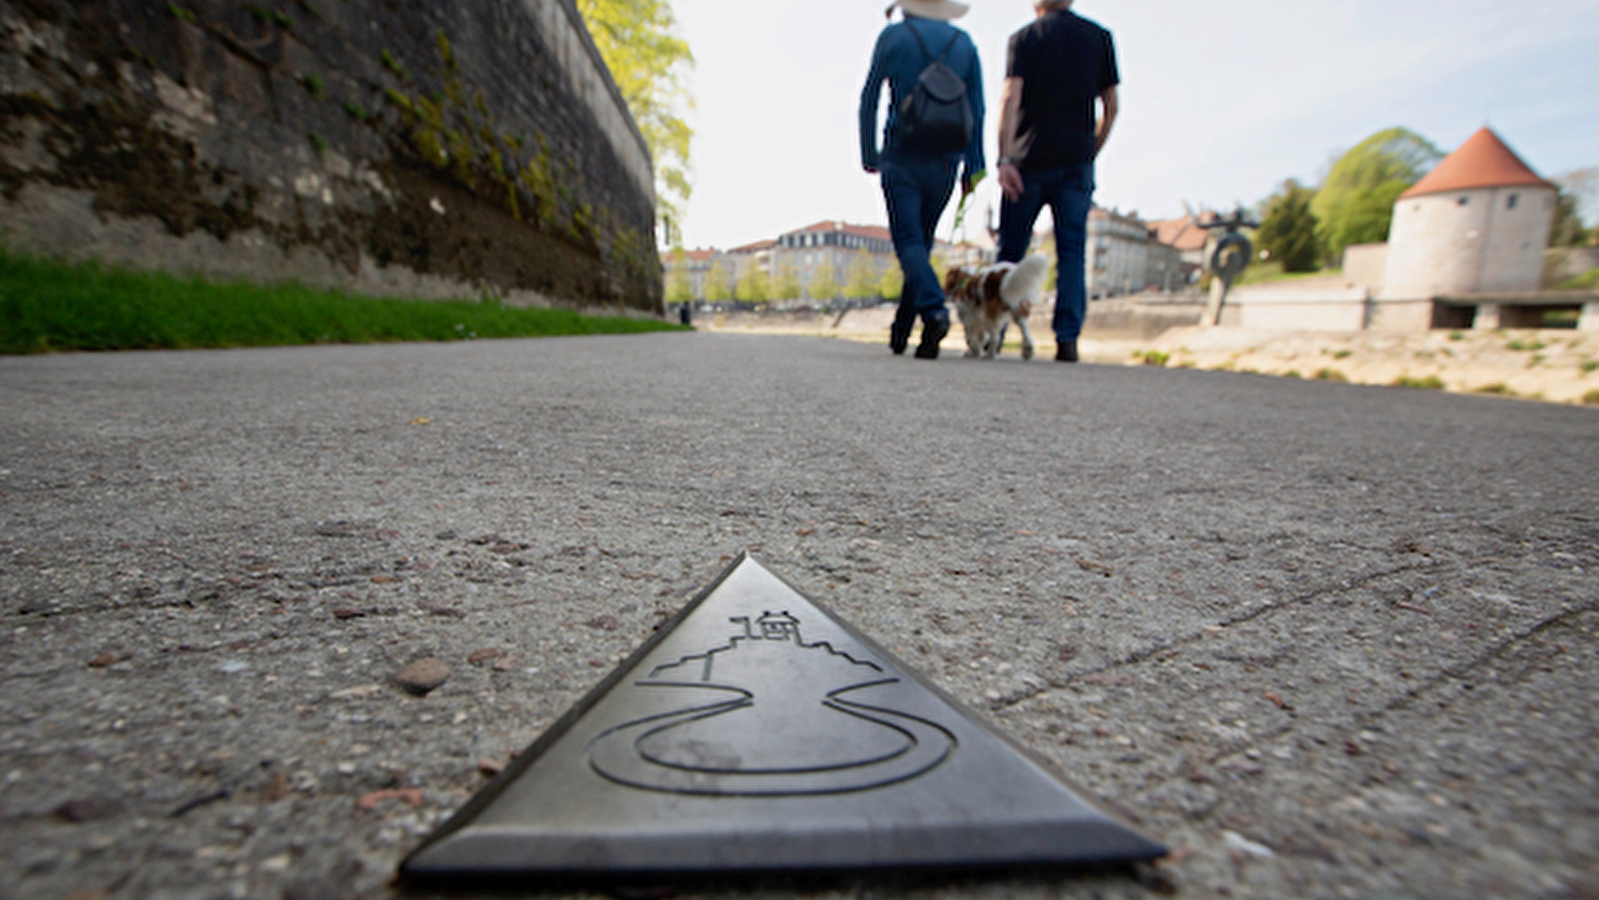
[997,163,1094,340]
[880,152,958,330]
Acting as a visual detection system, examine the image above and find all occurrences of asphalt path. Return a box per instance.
[2,333,1596,900]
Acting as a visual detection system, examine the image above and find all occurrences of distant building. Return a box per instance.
[1148,210,1215,286]
[670,207,1204,307]
[727,238,777,299]
[941,240,995,271]
[1145,241,1185,294]
[776,220,895,256]
[666,248,721,301]
[1087,207,1143,297]
[664,220,987,305]
[1225,127,1593,331]
[1380,127,1557,302]
[1086,208,1188,298]
[773,221,894,301]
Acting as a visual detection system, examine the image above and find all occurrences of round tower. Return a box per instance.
[1380,128,1557,300]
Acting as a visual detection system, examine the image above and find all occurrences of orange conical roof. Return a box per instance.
[1401,127,1551,199]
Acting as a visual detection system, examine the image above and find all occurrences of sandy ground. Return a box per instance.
[698,307,1599,406]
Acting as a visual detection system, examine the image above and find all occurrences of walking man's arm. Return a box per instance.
[996,76,1024,200]
[1095,84,1118,156]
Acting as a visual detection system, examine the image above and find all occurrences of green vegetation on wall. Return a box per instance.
[374,32,655,291]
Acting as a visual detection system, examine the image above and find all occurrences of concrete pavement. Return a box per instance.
[2,333,1596,900]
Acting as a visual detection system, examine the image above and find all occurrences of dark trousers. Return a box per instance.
[880,152,958,331]
[997,162,1094,340]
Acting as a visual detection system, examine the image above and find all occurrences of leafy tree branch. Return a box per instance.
[576,0,695,245]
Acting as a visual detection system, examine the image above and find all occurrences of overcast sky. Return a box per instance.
[664,0,1599,250]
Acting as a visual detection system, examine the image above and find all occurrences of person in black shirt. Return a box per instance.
[995,0,1119,363]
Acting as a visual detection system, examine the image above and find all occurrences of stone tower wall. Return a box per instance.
[1476,187,1557,293]
[1381,185,1556,300]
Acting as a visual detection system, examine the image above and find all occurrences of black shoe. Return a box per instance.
[1055,340,1079,363]
[890,319,912,355]
[914,315,949,359]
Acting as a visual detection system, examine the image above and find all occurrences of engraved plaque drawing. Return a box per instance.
[400,553,1166,881]
[588,609,955,796]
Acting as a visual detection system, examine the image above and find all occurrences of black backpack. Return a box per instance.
[894,22,973,156]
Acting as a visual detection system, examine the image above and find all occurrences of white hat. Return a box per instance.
[886,0,970,21]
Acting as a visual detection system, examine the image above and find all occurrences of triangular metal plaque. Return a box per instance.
[401,553,1166,882]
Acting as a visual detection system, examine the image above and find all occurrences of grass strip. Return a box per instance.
[0,249,684,354]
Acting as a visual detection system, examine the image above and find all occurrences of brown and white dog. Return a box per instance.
[943,254,1049,360]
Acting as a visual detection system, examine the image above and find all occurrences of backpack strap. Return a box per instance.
[903,20,959,65]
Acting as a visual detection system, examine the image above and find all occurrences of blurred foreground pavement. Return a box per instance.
[1,333,1596,900]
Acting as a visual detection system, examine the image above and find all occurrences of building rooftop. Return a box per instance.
[785,220,894,242]
[1148,210,1217,252]
[1400,127,1552,199]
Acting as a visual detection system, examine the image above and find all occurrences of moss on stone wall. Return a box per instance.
[375,29,655,298]
[0,0,661,311]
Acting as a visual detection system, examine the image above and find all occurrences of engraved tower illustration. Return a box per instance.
[587,611,956,796]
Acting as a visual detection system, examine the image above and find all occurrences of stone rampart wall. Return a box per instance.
[1544,246,1599,287]
[0,0,660,312]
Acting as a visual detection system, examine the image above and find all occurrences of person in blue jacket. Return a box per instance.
[860,0,985,359]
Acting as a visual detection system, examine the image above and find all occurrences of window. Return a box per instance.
[1458,196,1469,206]
[1506,193,1518,210]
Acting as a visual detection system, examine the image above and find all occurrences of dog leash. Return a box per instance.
[947,168,985,245]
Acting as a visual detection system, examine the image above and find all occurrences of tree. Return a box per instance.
[664,248,693,303]
[576,0,695,241]
[735,265,770,304]
[704,260,732,302]
[773,259,802,301]
[1311,127,1442,263]
[1256,180,1323,272]
[808,266,839,303]
[844,250,880,299]
[1552,168,1597,247]
[1550,192,1593,248]
[879,261,904,300]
